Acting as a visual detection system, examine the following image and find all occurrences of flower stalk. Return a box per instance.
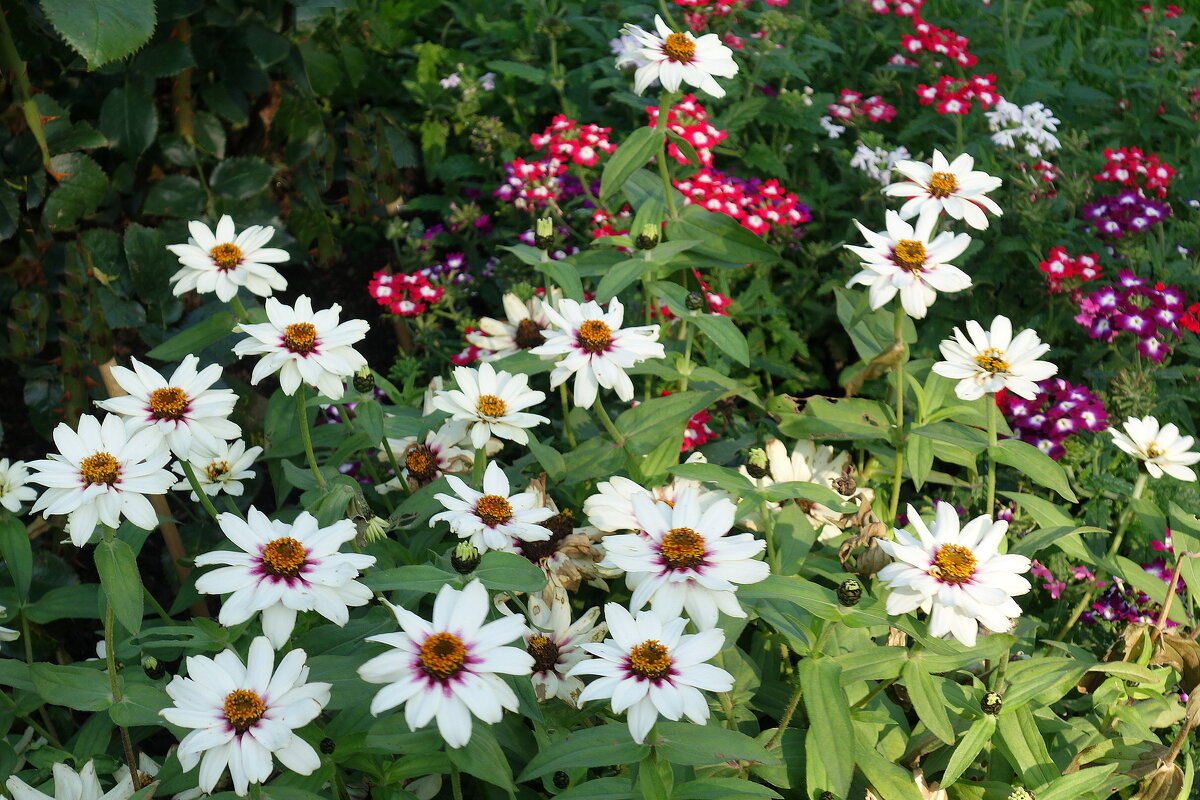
[888,304,908,523]
[296,386,327,490]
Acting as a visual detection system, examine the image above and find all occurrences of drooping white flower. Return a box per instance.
[95,355,240,459]
[521,591,605,707]
[172,439,263,500]
[160,637,329,797]
[621,15,739,99]
[430,462,553,553]
[377,421,474,493]
[0,606,17,642]
[233,295,369,401]
[517,475,622,596]
[27,415,175,546]
[357,580,534,748]
[431,362,549,450]
[931,315,1058,401]
[567,604,733,744]
[882,150,1004,230]
[167,215,289,302]
[1109,415,1200,482]
[876,502,1031,647]
[845,209,972,319]
[194,508,376,648]
[0,458,37,514]
[584,453,732,534]
[465,291,557,361]
[6,760,135,800]
[532,297,664,408]
[602,488,769,630]
[611,32,652,71]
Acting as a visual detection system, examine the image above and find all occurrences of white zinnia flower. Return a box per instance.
[377,421,474,493]
[602,488,769,630]
[883,150,1004,230]
[160,637,329,797]
[172,439,263,500]
[27,415,174,546]
[430,462,553,553]
[0,458,37,514]
[845,209,972,319]
[357,580,534,748]
[584,453,731,533]
[431,362,549,450]
[465,291,556,361]
[567,604,733,744]
[95,355,240,459]
[531,297,664,408]
[167,215,289,302]
[6,760,134,800]
[876,502,1031,647]
[1109,416,1200,481]
[233,295,369,401]
[621,15,739,99]
[931,315,1057,401]
[0,606,17,642]
[521,591,605,707]
[194,508,375,648]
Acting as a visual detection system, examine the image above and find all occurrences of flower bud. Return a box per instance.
[819,793,836,800]
[1008,789,1035,800]
[745,447,769,479]
[320,738,336,755]
[362,515,389,543]
[142,656,165,680]
[451,541,482,574]
[353,366,375,393]
[534,217,555,250]
[981,691,1003,715]
[635,223,660,250]
[836,578,862,606]
[685,291,706,311]
[553,771,570,789]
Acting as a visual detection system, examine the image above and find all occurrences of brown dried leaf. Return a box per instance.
[1152,632,1200,695]
[1077,623,1152,694]
[1131,763,1184,800]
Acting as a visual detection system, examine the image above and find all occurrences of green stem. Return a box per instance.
[181,460,223,523]
[296,386,327,489]
[767,680,802,750]
[679,320,695,393]
[472,446,488,486]
[229,294,249,322]
[450,763,464,800]
[853,676,897,710]
[560,384,577,448]
[887,305,908,524]
[985,398,998,516]
[654,93,679,219]
[379,433,405,492]
[102,536,142,788]
[592,398,625,447]
[0,13,52,170]
[0,691,62,748]
[222,494,246,520]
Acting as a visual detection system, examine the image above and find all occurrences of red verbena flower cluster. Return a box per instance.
[1093,147,1176,199]
[1139,3,1183,19]
[368,270,445,317]
[529,115,617,168]
[1074,271,1195,362]
[901,17,978,67]
[867,0,923,15]
[1038,247,1101,293]
[591,207,633,245]
[646,95,729,167]
[996,379,1109,461]
[915,74,999,114]
[674,168,811,237]
[828,89,897,123]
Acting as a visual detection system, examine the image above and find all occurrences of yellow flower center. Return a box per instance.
[663,32,696,63]
[205,460,231,482]
[282,323,318,355]
[476,495,513,527]
[514,318,545,349]
[929,171,958,198]
[893,239,927,272]
[628,640,672,680]
[527,634,561,673]
[210,243,243,271]
[80,452,120,486]
[659,527,706,570]
[929,543,977,584]
[974,348,1009,375]
[477,394,507,418]
[261,537,307,578]
[419,632,467,680]
[577,320,612,354]
[148,386,189,421]
[1146,442,1164,459]
[405,444,439,483]
[222,689,265,733]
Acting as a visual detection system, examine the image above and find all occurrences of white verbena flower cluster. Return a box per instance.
[984,98,1062,158]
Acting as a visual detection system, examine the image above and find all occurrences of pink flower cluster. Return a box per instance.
[1031,560,1099,600]
[827,89,897,124]
[1081,189,1172,238]
[901,17,978,67]
[1139,3,1183,19]
[646,94,729,167]
[867,0,923,14]
[1074,271,1194,362]
[673,169,811,236]
[529,115,617,168]
[494,158,567,207]
[1093,147,1176,199]
[368,270,445,317]
[1038,246,1101,293]
[996,378,1109,460]
[495,116,611,207]
[915,74,999,114]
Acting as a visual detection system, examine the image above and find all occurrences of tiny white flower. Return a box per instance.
[233,295,369,401]
[6,761,134,800]
[850,144,912,186]
[1109,415,1200,482]
[465,291,556,361]
[172,439,263,500]
[95,355,240,459]
[567,604,733,744]
[602,488,769,630]
[358,580,534,748]
[520,591,606,707]
[584,453,731,534]
[985,99,1061,158]
[819,115,846,139]
[432,362,549,451]
[160,637,329,797]
[167,215,289,302]
[931,315,1058,401]
[877,502,1031,647]
[845,209,972,319]
[431,462,553,553]
[883,149,1004,230]
[621,15,739,99]
[531,297,664,409]
[194,508,376,648]
[0,606,17,642]
[0,458,37,514]
[27,415,175,546]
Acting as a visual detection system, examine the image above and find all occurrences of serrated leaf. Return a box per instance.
[44,153,108,230]
[209,156,275,199]
[40,0,157,68]
[143,175,205,217]
[99,87,158,159]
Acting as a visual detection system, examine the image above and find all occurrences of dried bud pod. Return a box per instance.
[745,447,769,479]
[837,578,863,606]
[534,217,555,250]
[685,291,706,311]
[635,223,660,250]
[352,366,375,393]
[832,471,857,497]
[451,541,482,574]
[553,771,570,789]
[819,793,836,800]
[981,691,1003,715]
[1008,789,1035,800]
[142,657,165,680]
[319,738,336,755]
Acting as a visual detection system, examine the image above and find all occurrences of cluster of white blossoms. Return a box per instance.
[984,98,1062,158]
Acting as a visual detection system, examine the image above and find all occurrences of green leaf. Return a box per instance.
[209,156,275,199]
[1037,765,1118,800]
[990,440,1076,501]
[1002,658,1091,710]
[98,87,158,159]
[941,715,996,787]
[799,658,854,798]
[672,778,781,799]
[484,59,548,83]
[665,205,779,266]
[600,127,661,204]
[597,258,653,304]
[616,390,725,456]
[446,725,513,791]
[109,682,169,727]
[527,436,566,480]
[40,0,157,69]
[143,175,206,218]
[654,722,777,766]
[474,551,546,594]
[901,660,955,745]
[0,516,32,602]
[555,778,633,800]
[44,153,108,230]
[638,750,672,800]
[995,704,1060,789]
[29,663,113,711]
[853,740,924,800]
[363,565,458,593]
[666,461,754,494]
[517,724,648,781]
[146,312,234,360]
[95,538,144,635]
[0,658,33,691]
[24,584,101,623]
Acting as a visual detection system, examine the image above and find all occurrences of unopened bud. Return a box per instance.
[745,448,769,479]
[836,578,862,606]
[353,366,375,393]
[534,217,555,250]
[362,515,389,543]
[1008,789,1035,800]
[819,793,836,800]
[553,771,570,789]
[981,691,1003,715]
[319,738,336,754]
[142,656,165,680]
[635,223,660,250]
[685,291,705,311]
[451,541,482,574]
